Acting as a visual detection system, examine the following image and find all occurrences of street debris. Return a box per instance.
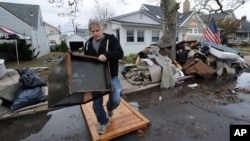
[187,83,198,88]
[120,40,250,106]
[179,99,188,104]
[121,40,249,88]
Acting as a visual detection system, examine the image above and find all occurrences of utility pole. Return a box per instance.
[72,19,75,34]
[30,12,34,60]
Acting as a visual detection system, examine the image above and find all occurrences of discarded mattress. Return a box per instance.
[208,46,244,63]
[201,40,241,55]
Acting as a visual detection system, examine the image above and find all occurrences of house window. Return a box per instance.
[152,31,160,42]
[50,30,55,35]
[137,30,144,42]
[244,33,248,37]
[127,30,134,42]
[50,40,56,45]
[188,28,198,33]
[187,28,193,33]
[193,28,198,33]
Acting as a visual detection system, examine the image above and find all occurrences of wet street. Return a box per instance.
[1,69,250,141]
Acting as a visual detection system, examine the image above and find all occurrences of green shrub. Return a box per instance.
[122,53,137,64]
[0,40,34,61]
[226,43,234,47]
[59,40,69,52]
[239,41,249,47]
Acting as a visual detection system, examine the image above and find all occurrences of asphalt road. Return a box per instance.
[1,56,250,141]
[1,68,250,141]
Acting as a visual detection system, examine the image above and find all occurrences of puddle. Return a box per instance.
[0,105,91,141]
[124,86,186,110]
[236,72,250,89]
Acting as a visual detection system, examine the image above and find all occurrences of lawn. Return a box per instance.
[4,52,68,81]
[233,47,250,56]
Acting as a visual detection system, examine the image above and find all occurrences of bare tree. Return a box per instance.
[217,19,241,44]
[92,0,115,20]
[48,0,82,18]
[48,0,83,34]
[48,0,126,33]
[160,0,179,60]
[193,0,246,13]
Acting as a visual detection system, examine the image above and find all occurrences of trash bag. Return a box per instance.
[17,68,47,88]
[10,87,47,111]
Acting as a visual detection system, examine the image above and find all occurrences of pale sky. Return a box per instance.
[0,0,152,34]
[1,0,249,34]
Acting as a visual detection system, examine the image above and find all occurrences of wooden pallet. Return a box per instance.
[81,95,150,141]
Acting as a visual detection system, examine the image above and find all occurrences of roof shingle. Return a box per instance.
[0,2,39,29]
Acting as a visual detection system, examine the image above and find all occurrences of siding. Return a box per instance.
[0,5,50,58]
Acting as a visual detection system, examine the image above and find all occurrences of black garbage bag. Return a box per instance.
[17,68,47,88]
[10,87,47,111]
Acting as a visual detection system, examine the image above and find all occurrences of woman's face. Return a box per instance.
[90,25,104,41]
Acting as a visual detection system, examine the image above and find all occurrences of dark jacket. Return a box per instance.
[84,33,124,77]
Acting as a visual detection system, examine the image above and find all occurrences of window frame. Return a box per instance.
[152,30,160,42]
[137,30,144,42]
[126,29,134,42]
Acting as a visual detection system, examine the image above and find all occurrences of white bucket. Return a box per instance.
[0,59,7,78]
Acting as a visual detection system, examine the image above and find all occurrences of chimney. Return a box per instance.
[183,0,190,13]
[241,16,247,22]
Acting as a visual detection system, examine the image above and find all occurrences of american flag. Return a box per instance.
[203,18,221,44]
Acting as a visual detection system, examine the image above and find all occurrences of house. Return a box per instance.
[200,10,237,24]
[200,10,250,42]
[200,10,237,42]
[102,1,206,56]
[76,28,90,40]
[62,27,89,52]
[65,34,86,52]
[44,22,62,49]
[235,16,250,41]
[0,2,50,58]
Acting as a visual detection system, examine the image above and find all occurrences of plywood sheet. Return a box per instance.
[81,95,150,141]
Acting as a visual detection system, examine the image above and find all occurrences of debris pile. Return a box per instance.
[121,40,249,88]
[0,67,47,115]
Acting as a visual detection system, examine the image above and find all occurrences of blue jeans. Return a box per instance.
[93,76,122,125]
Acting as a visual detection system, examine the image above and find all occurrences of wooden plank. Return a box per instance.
[81,95,150,141]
